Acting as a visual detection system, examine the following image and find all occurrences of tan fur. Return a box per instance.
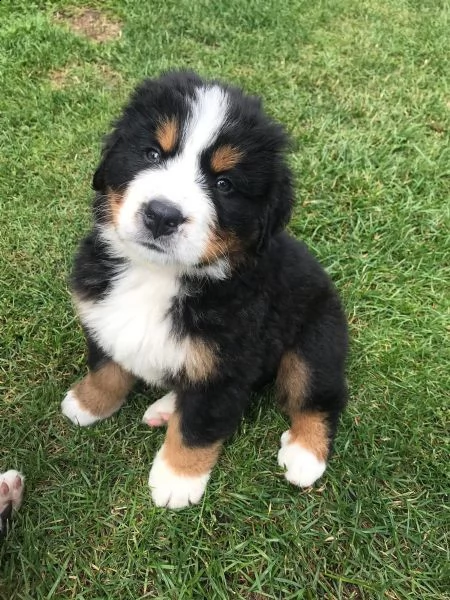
[155,118,178,153]
[72,362,135,417]
[276,351,310,412]
[277,353,329,461]
[211,145,243,172]
[107,188,124,225]
[290,412,329,462]
[200,229,243,265]
[162,413,222,476]
[184,338,217,382]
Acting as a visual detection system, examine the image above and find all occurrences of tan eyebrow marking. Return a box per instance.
[155,117,178,153]
[210,145,243,173]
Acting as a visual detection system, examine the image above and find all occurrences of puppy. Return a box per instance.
[62,71,348,509]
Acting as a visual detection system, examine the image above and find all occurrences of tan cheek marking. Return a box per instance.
[290,412,329,462]
[155,118,178,153]
[201,229,243,265]
[107,188,124,225]
[72,362,135,417]
[211,145,243,172]
[276,352,310,413]
[162,413,222,477]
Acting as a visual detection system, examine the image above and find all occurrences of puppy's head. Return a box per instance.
[93,71,293,276]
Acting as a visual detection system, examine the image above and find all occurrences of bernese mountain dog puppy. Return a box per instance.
[62,71,348,509]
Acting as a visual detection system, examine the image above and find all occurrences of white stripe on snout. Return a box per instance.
[115,86,229,268]
[182,85,229,161]
[156,85,229,187]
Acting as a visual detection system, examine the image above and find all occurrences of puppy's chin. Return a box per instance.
[129,242,176,267]
[99,225,229,279]
[99,225,171,265]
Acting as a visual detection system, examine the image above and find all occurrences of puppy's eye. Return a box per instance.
[215,177,233,193]
[145,147,161,164]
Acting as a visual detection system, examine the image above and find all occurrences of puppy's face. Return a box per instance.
[93,71,293,275]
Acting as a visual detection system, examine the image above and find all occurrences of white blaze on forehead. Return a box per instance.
[153,85,229,189]
[182,85,229,161]
[114,85,230,269]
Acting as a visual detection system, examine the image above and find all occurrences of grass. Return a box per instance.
[0,0,448,598]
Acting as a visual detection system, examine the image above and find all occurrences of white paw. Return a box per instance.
[278,430,326,488]
[142,391,176,427]
[0,470,24,512]
[148,448,209,509]
[61,390,100,426]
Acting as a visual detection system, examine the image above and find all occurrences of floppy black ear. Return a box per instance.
[92,129,122,192]
[92,161,106,192]
[257,163,294,253]
[92,140,112,193]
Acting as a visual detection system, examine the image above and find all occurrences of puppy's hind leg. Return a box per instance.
[276,345,347,488]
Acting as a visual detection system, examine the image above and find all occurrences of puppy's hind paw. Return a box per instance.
[278,430,326,488]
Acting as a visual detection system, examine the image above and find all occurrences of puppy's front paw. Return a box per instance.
[148,448,209,509]
[142,391,176,427]
[278,430,326,488]
[0,470,24,513]
[61,390,100,426]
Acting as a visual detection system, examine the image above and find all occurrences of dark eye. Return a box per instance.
[145,147,161,164]
[215,177,233,193]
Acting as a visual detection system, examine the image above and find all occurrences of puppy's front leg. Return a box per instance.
[62,333,135,426]
[148,386,247,509]
[148,412,221,509]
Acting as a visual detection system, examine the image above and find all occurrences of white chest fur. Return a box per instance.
[76,264,188,384]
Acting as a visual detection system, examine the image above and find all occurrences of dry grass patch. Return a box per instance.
[54,7,122,42]
[49,63,123,90]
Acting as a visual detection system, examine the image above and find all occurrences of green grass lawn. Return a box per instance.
[1,0,448,598]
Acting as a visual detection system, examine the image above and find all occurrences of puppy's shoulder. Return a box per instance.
[71,229,124,301]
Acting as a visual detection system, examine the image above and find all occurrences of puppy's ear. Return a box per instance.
[257,163,294,253]
[92,132,121,192]
[92,161,106,192]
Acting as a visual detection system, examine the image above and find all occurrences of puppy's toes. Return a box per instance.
[61,390,101,426]
[142,391,176,428]
[148,448,209,509]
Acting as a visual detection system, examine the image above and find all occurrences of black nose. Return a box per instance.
[142,199,184,238]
